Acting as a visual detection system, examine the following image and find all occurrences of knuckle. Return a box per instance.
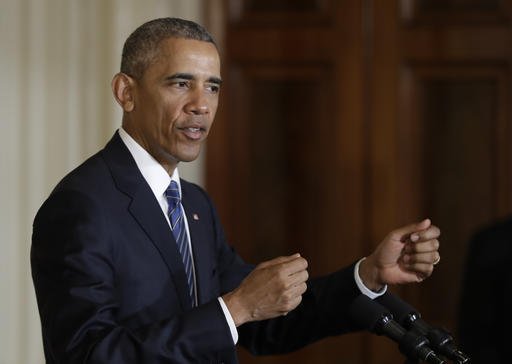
[275,280,287,292]
[294,295,303,307]
[282,291,293,302]
[284,303,294,311]
[284,298,299,311]
[275,270,287,283]
[300,282,308,294]
[281,299,292,311]
[425,265,434,275]
[303,270,309,281]
[297,295,303,304]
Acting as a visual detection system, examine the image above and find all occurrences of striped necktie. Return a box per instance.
[165,180,196,306]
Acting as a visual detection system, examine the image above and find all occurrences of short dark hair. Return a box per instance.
[120,17,216,79]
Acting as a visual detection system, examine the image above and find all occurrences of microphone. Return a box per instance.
[349,294,446,364]
[377,292,470,363]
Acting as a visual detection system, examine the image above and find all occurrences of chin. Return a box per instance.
[166,143,202,164]
[179,156,200,163]
[177,150,201,163]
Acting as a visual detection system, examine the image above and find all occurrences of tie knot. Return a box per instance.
[166,180,181,202]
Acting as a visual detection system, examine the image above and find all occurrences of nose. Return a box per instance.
[184,89,210,116]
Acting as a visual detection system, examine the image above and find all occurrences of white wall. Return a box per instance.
[0,1,203,362]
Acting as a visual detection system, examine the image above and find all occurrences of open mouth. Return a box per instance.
[179,126,205,140]
[186,127,201,133]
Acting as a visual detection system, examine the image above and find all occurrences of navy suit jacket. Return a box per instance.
[31,132,362,363]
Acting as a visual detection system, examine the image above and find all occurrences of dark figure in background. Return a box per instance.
[458,217,512,363]
[31,18,441,363]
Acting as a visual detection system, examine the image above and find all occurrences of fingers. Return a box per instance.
[401,251,440,266]
[256,253,301,269]
[279,294,304,316]
[401,248,440,283]
[403,235,440,268]
[287,268,309,287]
[404,238,440,254]
[403,261,435,282]
[224,253,309,325]
[277,280,308,307]
[410,225,441,243]
[282,256,308,276]
[374,219,442,286]
[278,283,307,314]
[258,254,308,279]
[268,257,308,292]
[390,218,431,242]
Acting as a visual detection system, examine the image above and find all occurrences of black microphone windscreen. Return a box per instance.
[349,294,391,333]
[377,292,418,326]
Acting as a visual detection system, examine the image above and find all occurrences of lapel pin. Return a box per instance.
[193,213,199,221]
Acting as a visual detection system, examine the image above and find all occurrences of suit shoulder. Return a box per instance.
[52,151,111,194]
[35,150,113,224]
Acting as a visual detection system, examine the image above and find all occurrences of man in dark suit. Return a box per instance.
[458,217,512,363]
[31,18,441,363]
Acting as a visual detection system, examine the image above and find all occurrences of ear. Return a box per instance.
[111,73,135,112]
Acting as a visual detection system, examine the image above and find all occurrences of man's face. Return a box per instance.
[123,37,221,171]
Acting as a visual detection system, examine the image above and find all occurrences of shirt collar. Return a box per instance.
[118,127,181,199]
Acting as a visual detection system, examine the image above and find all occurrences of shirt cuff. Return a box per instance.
[217,297,238,344]
[354,257,387,299]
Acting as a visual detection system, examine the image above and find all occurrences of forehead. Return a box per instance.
[147,37,220,78]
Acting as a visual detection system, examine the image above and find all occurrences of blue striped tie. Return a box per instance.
[165,181,196,306]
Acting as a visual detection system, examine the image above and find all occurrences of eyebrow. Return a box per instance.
[165,73,223,85]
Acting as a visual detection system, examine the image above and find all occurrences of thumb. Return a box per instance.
[390,218,431,242]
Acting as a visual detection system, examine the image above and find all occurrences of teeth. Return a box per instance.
[187,127,200,132]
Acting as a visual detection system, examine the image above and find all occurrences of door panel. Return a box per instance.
[206,0,512,362]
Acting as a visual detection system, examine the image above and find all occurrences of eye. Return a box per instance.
[206,84,220,94]
[167,79,190,89]
[175,81,189,88]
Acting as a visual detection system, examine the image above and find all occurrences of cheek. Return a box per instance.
[208,96,219,117]
[152,104,181,137]
[211,102,219,116]
[162,98,184,120]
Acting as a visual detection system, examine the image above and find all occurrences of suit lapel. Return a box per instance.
[101,133,192,310]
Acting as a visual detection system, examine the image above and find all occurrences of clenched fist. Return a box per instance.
[222,254,309,326]
[359,218,441,291]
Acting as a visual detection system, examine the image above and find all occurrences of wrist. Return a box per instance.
[358,256,384,292]
[222,291,250,327]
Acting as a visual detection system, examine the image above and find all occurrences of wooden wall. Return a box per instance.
[205,1,512,363]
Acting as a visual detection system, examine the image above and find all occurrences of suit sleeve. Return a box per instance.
[238,263,362,355]
[196,184,363,355]
[31,188,236,363]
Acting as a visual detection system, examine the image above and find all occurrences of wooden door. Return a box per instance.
[205,1,512,363]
